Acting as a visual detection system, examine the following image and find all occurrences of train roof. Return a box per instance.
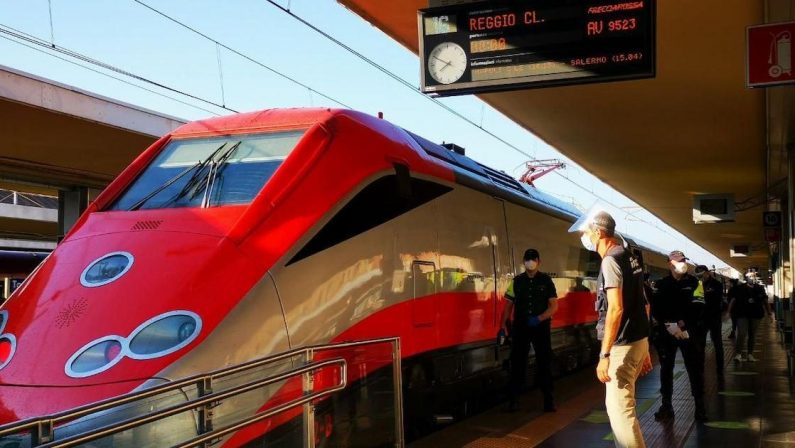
[167,108,667,259]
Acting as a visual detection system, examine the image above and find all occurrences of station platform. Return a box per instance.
[410,319,795,448]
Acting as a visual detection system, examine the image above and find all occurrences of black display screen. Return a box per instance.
[418,0,656,96]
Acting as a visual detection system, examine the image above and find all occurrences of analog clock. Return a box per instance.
[427,42,467,85]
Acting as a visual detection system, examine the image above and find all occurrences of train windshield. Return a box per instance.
[109,131,305,211]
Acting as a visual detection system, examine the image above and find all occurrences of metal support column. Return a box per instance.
[57,186,89,242]
[787,146,795,373]
[302,348,315,448]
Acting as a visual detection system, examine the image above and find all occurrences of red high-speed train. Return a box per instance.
[0,109,669,447]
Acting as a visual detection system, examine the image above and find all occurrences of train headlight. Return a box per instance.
[65,311,201,378]
[66,337,125,378]
[128,311,201,360]
[0,310,16,370]
[81,252,134,287]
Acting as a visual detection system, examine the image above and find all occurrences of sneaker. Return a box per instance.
[734,354,745,362]
[654,405,675,421]
[747,354,758,362]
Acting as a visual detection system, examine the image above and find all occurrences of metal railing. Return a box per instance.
[0,189,58,209]
[0,336,404,448]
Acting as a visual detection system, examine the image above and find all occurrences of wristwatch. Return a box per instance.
[599,352,610,359]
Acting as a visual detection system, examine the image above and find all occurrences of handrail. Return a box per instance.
[0,336,403,447]
[41,358,346,448]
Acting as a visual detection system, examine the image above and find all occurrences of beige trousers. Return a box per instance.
[605,337,648,448]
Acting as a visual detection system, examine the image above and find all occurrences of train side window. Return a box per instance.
[287,175,451,265]
[412,261,437,298]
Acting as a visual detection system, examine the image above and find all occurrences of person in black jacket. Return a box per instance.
[695,265,725,385]
[649,251,707,422]
[729,279,772,362]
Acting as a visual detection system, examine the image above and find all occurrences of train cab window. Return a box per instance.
[288,175,451,265]
[108,131,305,211]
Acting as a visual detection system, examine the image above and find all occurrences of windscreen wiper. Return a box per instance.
[127,142,228,211]
[202,140,242,207]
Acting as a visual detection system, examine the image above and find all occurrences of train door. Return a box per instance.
[412,260,437,326]
[492,198,512,327]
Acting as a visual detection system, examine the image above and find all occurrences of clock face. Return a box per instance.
[427,42,467,85]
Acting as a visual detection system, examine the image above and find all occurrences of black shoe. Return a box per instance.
[654,405,675,421]
[543,402,557,412]
[694,407,708,422]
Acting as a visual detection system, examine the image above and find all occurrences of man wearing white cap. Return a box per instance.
[575,210,652,448]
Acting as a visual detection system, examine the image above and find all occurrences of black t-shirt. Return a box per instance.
[733,284,766,319]
[596,245,650,345]
[652,274,705,331]
[506,271,557,326]
[702,276,724,319]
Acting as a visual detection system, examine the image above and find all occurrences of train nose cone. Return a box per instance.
[0,225,257,424]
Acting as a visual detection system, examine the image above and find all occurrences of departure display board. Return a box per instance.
[418,0,656,96]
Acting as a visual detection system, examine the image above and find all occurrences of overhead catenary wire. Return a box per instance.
[131,0,352,110]
[0,32,222,117]
[0,23,237,114]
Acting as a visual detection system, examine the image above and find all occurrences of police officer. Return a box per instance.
[650,251,707,422]
[695,265,725,386]
[500,248,559,412]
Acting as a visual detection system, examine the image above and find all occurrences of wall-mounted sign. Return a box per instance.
[747,21,795,87]
[418,0,656,96]
[763,211,781,228]
[692,194,735,224]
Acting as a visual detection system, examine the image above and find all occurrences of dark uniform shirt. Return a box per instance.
[506,271,557,327]
[701,276,724,320]
[651,274,705,331]
[734,284,766,319]
[595,245,650,345]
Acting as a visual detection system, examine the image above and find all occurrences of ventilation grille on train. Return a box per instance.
[475,162,528,194]
[131,220,163,231]
[405,130,530,197]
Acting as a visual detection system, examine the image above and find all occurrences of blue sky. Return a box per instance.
[0,0,732,271]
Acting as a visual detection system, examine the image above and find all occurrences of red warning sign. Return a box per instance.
[748,21,795,87]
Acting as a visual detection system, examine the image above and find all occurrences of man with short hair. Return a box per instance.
[501,248,559,412]
[650,252,707,422]
[695,265,725,386]
[576,211,651,448]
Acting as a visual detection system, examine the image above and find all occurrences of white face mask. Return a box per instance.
[524,260,538,271]
[673,262,688,274]
[580,233,596,252]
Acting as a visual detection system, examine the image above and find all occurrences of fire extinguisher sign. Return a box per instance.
[748,21,795,87]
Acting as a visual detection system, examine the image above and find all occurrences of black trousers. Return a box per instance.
[652,329,705,407]
[704,316,724,375]
[509,320,553,403]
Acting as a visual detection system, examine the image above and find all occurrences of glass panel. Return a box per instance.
[70,339,122,375]
[313,341,399,447]
[128,314,198,357]
[53,387,198,448]
[109,131,305,211]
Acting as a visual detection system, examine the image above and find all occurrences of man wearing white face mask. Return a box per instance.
[649,250,708,422]
[501,248,559,412]
[577,211,651,448]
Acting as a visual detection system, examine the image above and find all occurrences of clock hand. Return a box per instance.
[432,55,453,69]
